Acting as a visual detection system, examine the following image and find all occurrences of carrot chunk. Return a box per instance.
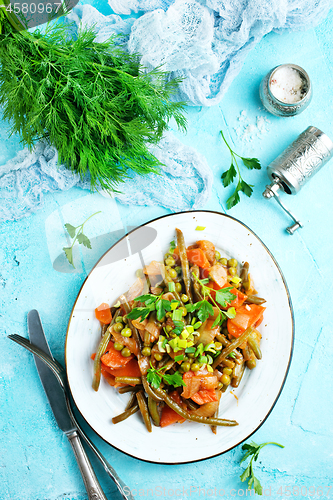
[186,248,211,269]
[101,342,133,369]
[160,391,186,427]
[191,389,218,405]
[227,304,266,338]
[95,303,112,324]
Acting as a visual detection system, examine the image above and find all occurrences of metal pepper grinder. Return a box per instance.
[263,126,333,234]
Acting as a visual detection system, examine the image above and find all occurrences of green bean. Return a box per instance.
[136,391,152,432]
[212,327,254,369]
[112,404,139,424]
[148,395,160,427]
[231,362,245,388]
[215,333,229,347]
[118,384,144,394]
[240,262,249,283]
[176,228,193,303]
[245,295,266,305]
[191,265,204,302]
[211,410,218,434]
[163,271,182,302]
[92,309,120,392]
[247,334,262,360]
[142,374,163,402]
[246,356,257,370]
[124,391,138,411]
[120,294,143,350]
[154,387,238,427]
[220,358,235,369]
[115,376,142,385]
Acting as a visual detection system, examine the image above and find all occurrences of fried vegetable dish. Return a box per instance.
[91,228,266,432]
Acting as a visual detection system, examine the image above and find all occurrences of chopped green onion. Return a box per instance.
[198,355,208,364]
[227,352,236,359]
[195,226,206,231]
[195,343,204,357]
[172,309,183,322]
[168,282,176,292]
[181,330,189,339]
[169,240,176,251]
[230,276,242,284]
[207,365,214,373]
[207,354,214,365]
[193,321,202,330]
[185,346,196,354]
[174,354,185,362]
[171,300,179,310]
[178,339,187,349]
[186,325,194,334]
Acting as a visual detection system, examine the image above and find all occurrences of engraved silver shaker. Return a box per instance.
[259,63,312,117]
[263,126,333,234]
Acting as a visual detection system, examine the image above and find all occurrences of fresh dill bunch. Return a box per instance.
[0,13,187,191]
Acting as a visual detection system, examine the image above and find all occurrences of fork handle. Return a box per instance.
[66,430,108,500]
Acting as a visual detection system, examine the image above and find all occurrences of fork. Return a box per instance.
[8,334,134,500]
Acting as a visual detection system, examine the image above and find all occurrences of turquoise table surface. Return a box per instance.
[1,4,333,500]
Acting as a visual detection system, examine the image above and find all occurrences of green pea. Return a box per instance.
[222,367,233,376]
[215,251,221,260]
[181,294,189,303]
[228,258,238,268]
[166,312,172,318]
[187,352,195,359]
[121,327,132,338]
[219,258,228,266]
[121,347,131,357]
[181,362,191,372]
[175,282,182,293]
[228,267,237,276]
[165,256,175,267]
[168,268,177,279]
[113,322,123,333]
[191,363,200,372]
[114,342,124,351]
[217,381,223,390]
[179,306,187,317]
[115,316,124,323]
[175,266,182,275]
[142,346,151,357]
[220,374,231,385]
[154,353,163,361]
[165,325,173,333]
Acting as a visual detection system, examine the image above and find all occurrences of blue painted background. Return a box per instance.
[1,3,333,499]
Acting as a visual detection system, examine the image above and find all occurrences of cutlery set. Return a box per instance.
[8,310,133,500]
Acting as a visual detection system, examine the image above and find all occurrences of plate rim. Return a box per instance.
[65,209,294,465]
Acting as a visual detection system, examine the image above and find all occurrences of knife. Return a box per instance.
[28,309,109,500]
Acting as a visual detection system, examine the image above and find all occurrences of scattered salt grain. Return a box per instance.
[270,66,306,104]
[234,110,270,143]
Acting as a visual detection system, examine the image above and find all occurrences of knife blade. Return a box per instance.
[27,310,108,500]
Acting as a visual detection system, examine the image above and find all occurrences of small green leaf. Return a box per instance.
[162,371,185,387]
[240,466,251,482]
[196,300,214,323]
[77,232,92,249]
[215,287,236,308]
[240,180,253,198]
[221,162,237,187]
[64,223,76,238]
[126,307,151,320]
[134,294,157,304]
[226,189,241,209]
[241,157,261,170]
[147,369,162,389]
[63,247,75,268]
[253,476,263,495]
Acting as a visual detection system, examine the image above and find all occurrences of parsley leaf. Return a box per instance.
[146,369,162,389]
[241,157,261,170]
[215,287,236,308]
[239,441,284,496]
[195,300,214,323]
[220,130,261,209]
[126,307,151,321]
[162,371,186,387]
[156,299,172,321]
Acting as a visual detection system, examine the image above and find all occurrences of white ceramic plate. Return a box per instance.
[65,211,294,464]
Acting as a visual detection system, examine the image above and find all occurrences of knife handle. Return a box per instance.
[67,430,108,500]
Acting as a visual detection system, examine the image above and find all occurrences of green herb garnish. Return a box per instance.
[190,273,236,328]
[127,293,171,322]
[0,15,187,191]
[63,211,101,268]
[240,441,284,495]
[147,364,185,389]
[220,130,261,209]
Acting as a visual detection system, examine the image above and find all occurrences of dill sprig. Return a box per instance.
[0,13,187,191]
